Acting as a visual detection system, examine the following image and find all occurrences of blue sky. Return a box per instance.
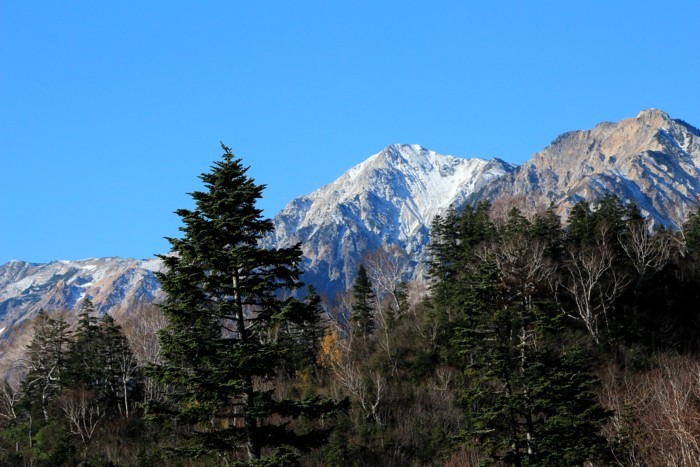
[1,1,699,264]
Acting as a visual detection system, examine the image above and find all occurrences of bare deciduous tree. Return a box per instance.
[363,246,411,361]
[121,304,168,404]
[559,245,628,343]
[363,245,408,312]
[620,220,673,281]
[59,388,105,447]
[326,325,386,426]
[600,355,700,466]
[0,361,24,423]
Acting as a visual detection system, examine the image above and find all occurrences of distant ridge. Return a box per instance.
[2,109,700,339]
[0,257,162,335]
[265,143,516,298]
[473,109,700,226]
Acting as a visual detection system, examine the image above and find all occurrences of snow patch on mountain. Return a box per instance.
[0,257,164,339]
[267,144,515,297]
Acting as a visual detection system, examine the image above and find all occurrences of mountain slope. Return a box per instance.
[475,109,700,225]
[266,144,515,298]
[2,109,699,335]
[0,257,162,337]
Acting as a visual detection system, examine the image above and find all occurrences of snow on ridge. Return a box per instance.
[280,144,497,221]
[139,258,164,272]
[346,151,383,180]
[0,256,162,303]
[272,143,510,248]
[266,143,515,295]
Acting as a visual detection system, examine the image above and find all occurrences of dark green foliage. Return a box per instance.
[531,204,564,259]
[685,207,700,261]
[427,202,495,327]
[21,310,70,422]
[431,205,612,465]
[351,265,375,337]
[63,299,140,419]
[629,209,700,350]
[533,348,611,465]
[566,200,595,246]
[278,286,328,376]
[65,298,101,390]
[98,314,140,417]
[149,144,342,463]
[22,310,69,421]
[4,302,150,465]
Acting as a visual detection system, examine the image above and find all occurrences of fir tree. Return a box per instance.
[22,310,71,422]
[98,315,140,417]
[65,299,102,393]
[276,286,328,376]
[685,207,700,261]
[351,265,375,337]
[567,200,594,246]
[149,144,341,463]
[449,215,611,465]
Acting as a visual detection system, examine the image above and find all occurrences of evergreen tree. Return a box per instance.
[567,200,594,246]
[149,144,341,463]
[427,202,494,327]
[65,299,103,393]
[592,194,628,235]
[685,207,700,261]
[277,286,328,375]
[458,201,494,247]
[297,286,327,370]
[427,208,462,323]
[449,216,611,465]
[533,348,611,465]
[98,315,140,417]
[351,265,375,337]
[531,204,564,259]
[22,310,70,422]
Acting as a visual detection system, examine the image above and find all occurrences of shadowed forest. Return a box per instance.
[2,149,700,466]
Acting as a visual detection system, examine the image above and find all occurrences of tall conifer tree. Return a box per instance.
[65,299,102,392]
[442,209,611,465]
[149,145,340,463]
[22,310,70,422]
[351,265,375,337]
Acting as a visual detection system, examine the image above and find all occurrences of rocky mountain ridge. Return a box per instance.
[474,109,700,226]
[265,143,515,296]
[0,257,162,337]
[2,109,699,337]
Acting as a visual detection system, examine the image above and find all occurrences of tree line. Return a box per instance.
[1,146,700,465]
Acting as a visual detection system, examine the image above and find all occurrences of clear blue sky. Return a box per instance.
[1,1,699,264]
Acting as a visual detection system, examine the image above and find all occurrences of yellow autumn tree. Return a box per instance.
[317,329,342,369]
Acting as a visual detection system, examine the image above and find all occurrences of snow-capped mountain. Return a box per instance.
[266,144,515,298]
[2,109,699,340]
[0,257,163,337]
[475,109,700,226]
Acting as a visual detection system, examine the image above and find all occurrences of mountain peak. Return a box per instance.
[635,108,671,125]
[378,144,430,165]
[384,143,425,154]
[483,109,700,227]
[269,145,514,295]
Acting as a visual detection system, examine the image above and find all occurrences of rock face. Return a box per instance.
[0,257,163,337]
[266,144,515,299]
[475,109,700,226]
